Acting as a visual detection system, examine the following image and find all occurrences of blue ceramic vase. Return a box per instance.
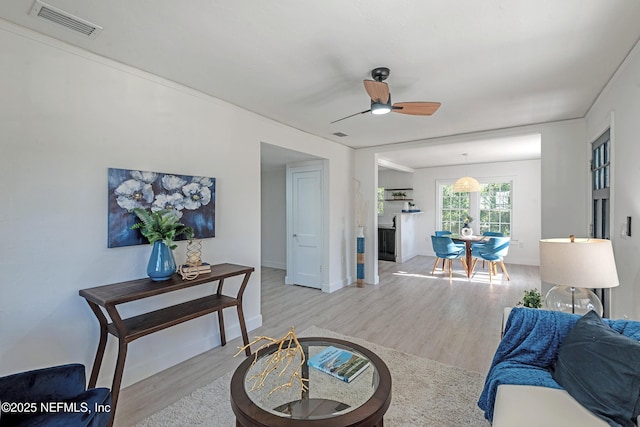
[147,241,176,281]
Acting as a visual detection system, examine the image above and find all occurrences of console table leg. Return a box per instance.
[237,304,251,356]
[235,271,252,357]
[217,309,226,346]
[107,338,128,427]
[86,301,108,388]
[89,326,108,388]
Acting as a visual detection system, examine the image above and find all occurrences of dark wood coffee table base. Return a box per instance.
[230,337,391,427]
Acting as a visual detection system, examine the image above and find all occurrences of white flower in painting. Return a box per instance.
[162,175,188,192]
[152,193,186,218]
[114,179,154,210]
[182,182,211,210]
[191,176,213,187]
[130,170,159,184]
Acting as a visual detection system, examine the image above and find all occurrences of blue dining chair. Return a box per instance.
[434,231,453,269]
[471,236,511,284]
[431,235,468,279]
[472,231,505,266]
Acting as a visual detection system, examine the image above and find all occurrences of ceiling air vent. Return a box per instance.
[30,0,103,39]
[332,132,348,137]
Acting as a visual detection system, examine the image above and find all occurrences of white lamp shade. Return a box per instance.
[539,238,619,289]
[452,176,481,192]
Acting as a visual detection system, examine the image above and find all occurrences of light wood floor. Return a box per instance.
[115,256,539,426]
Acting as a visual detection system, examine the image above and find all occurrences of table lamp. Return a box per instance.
[539,236,619,316]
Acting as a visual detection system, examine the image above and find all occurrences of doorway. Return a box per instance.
[286,163,326,289]
[260,143,328,290]
[591,129,611,316]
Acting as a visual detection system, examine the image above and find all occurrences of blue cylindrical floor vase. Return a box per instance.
[147,241,176,281]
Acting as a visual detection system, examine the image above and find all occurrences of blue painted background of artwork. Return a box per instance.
[108,168,216,248]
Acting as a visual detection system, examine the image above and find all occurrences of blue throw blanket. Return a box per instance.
[477,307,640,422]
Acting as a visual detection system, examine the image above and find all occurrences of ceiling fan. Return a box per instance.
[331,67,441,124]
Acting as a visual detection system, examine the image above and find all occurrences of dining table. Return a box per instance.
[451,234,489,278]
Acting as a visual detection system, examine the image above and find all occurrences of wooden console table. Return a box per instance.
[79,263,254,425]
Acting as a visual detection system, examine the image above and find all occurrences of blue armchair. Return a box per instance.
[0,364,111,427]
[431,235,468,279]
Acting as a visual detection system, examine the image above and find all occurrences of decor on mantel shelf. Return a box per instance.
[131,208,194,281]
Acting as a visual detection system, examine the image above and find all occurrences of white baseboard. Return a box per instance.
[397,252,417,263]
[261,260,286,270]
[322,276,350,293]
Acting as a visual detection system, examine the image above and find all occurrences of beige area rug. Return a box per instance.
[135,326,490,426]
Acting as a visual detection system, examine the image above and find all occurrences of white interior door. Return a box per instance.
[287,165,323,288]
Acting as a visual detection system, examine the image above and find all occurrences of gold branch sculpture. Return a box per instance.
[234,327,309,396]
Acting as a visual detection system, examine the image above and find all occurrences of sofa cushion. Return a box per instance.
[552,310,640,427]
[493,384,608,427]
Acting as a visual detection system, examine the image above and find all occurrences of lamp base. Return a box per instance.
[544,285,603,316]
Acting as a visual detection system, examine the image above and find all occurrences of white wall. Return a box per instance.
[260,168,286,269]
[539,120,589,239]
[414,159,541,265]
[586,40,640,319]
[0,20,354,385]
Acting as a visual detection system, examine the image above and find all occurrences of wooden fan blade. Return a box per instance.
[392,102,441,116]
[363,80,390,104]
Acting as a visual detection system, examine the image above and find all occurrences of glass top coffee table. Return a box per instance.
[230,337,392,426]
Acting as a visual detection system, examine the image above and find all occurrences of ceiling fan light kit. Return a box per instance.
[371,100,392,115]
[330,67,441,123]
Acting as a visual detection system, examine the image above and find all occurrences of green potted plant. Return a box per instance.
[392,192,407,200]
[131,208,195,281]
[517,288,543,308]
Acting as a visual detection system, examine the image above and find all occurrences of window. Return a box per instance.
[438,180,512,236]
[377,187,385,215]
[479,183,511,235]
[592,129,610,239]
[441,185,469,232]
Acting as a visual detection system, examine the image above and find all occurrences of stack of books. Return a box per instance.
[179,262,211,275]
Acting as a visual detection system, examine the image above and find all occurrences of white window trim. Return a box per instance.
[436,177,516,239]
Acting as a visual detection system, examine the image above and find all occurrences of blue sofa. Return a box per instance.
[0,363,111,427]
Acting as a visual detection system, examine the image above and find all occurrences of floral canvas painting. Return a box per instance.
[108,168,216,248]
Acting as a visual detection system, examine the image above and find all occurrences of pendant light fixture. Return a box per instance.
[453,153,481,192]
